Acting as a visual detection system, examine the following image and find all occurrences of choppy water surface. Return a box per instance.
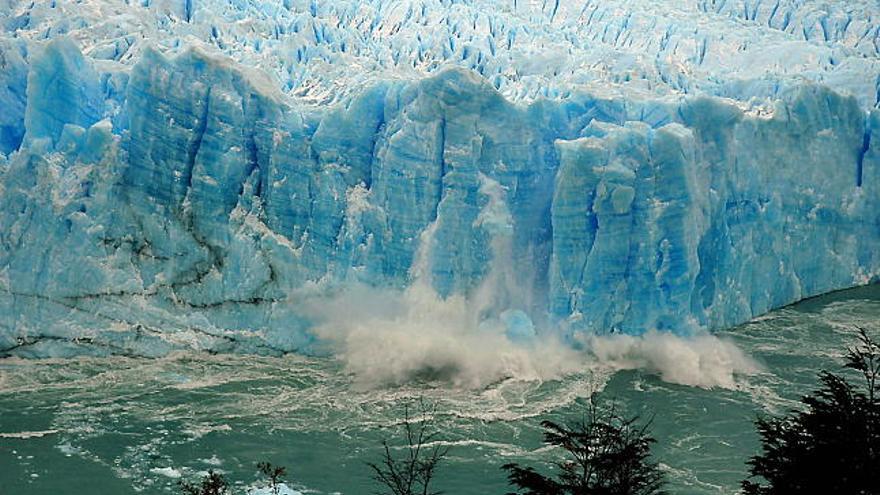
[2,285,879,494]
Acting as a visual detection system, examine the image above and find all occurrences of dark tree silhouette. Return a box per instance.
[257,461,287,495]
[503,399,666,495]
[368,398,450,495]
[178,470,229,495]
[742,327,880,495]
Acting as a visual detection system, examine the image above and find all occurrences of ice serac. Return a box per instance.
[23,38,102,148]
[552,90,879,335]
[0,40,27,156]
[551,122,706,335]
[0,0,879,357]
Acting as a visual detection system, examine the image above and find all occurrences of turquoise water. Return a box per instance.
[1,285,878,494]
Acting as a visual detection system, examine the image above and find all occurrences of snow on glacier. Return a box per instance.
[0,0,878,360]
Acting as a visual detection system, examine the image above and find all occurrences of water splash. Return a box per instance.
[303,175,759,389]
[582,331,761,389]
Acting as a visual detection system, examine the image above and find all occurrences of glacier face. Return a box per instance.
[0,0,878,357]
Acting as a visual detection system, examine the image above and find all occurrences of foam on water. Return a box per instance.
[0,290,877,494]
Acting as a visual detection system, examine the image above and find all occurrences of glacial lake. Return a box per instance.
[1,284,878,494]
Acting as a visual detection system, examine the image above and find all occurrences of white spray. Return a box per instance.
[303,176,760,389]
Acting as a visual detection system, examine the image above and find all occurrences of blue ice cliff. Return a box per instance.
[0,0,878,357]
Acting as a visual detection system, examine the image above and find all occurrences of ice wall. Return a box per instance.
[552,94,879,334]
[0,0,878,357]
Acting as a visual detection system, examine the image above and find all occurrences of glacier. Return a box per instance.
[0,0,878,358]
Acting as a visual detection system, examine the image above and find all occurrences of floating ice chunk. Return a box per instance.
[248,484,302,495]
[150,467,182,479]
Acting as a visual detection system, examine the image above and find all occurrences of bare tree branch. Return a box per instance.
[369,398,450,495]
